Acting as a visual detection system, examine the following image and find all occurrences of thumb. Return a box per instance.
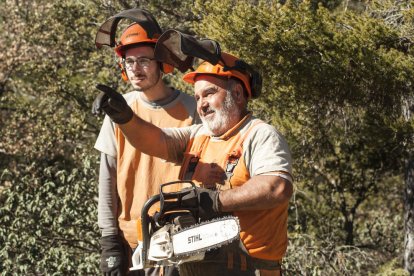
[92,92,107,115]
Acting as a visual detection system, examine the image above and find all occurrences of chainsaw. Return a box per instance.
[130,181,240,270]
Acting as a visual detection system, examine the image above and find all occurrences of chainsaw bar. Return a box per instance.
[171,216,240,257]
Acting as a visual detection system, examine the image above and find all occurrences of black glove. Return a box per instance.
[100,235,129,276]
[93,84,133,124]
[182,187,221,221]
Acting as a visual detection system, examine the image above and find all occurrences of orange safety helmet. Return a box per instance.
[115,23,173,77]
[182,52,254,98]
[114,23,159,57]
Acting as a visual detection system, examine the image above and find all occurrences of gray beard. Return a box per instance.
[201,90,241,136]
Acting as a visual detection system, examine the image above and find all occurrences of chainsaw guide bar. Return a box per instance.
[171,216,240,256]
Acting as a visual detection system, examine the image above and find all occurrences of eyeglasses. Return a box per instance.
[123,57,155,69]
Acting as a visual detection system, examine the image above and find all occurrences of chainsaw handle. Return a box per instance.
[159,180,197,195]
[141,194,161,267]
[159,181,199,222]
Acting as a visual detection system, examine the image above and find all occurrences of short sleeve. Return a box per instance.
[94,91,139,157]
[243,124,292,177]
[162,124,203,163]
[94,115,117,157]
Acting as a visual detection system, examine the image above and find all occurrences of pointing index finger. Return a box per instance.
[96,84,119,99]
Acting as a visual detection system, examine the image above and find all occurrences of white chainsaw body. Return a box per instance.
[130,216,239,270]
[129,181,240,271]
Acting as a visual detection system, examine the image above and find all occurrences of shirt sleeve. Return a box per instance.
[94,115,117,158]
[98,152,119,237]
[95,91,138,237]
[94,91,139,157]
[161,124,201,163]
[244,124,293,178]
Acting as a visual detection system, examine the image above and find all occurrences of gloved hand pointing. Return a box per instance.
[92,84,133,124]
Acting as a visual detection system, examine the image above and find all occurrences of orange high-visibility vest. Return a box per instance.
[178,115,289,261]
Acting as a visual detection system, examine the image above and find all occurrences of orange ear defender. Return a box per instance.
[162,63,174,74]
[118,62,129,82]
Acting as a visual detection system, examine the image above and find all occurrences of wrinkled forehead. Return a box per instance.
[194,75,229,94]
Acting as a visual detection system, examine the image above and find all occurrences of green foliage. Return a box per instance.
[0,0,109,274]
[193,0,413,272]
[375,258,410,276]
[0,155,100,275]
[284,233,377,275]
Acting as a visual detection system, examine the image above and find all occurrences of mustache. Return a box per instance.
[130,73,146,79]
[200,107,215,117]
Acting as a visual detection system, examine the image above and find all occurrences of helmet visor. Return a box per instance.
[95,8,161,49]
[154,29,221,72]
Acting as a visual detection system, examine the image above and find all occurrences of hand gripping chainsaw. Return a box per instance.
[130,181,240,270]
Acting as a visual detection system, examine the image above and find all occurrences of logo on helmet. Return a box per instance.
[126,33,140,39]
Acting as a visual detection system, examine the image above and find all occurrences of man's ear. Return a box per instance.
[232,81,246,104]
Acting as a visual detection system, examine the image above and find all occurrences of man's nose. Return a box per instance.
[130,62,143,72]
[198,98,209,109]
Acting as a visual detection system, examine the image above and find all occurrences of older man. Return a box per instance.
[95,52,293,276]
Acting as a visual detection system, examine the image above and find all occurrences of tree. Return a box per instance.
[367,1,414,273]
[192,0,413,273]
[0,0,116,273]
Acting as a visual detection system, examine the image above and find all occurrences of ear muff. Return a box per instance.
[162,63,174,74]
[249,70,262,99]
[118,62,129,82]
[225,59,262,99]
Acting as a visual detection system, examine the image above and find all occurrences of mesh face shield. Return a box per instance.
[154,30,221,73]
[95,9,162,49]
[154,29,262,98]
